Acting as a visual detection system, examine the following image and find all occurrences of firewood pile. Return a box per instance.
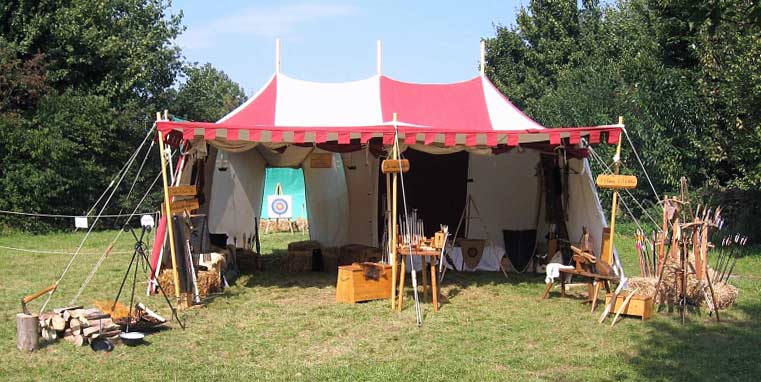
[38,306,120,346]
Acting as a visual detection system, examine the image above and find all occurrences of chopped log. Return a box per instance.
[50,314,67,331]
[69,318,87,334]
[62,329,86,346]
[91,329,121,339]
[71,334,86,346]
[54,305,83,314]
[82,326,102,337]
[16,313,40,352]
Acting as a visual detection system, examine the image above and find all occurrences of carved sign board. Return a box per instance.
[310,153,333,168]
[596,174,638,189]
[170,198,200,214]
[381,159,410,174]
[168,185,197,197]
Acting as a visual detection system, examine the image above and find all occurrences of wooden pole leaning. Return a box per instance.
[156,113,181,299]
[390,113,399,311]
[388,170,395,309]
[595,117,624,317]
[605,116,625,265]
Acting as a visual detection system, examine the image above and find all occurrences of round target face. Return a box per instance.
[271,198,289,216]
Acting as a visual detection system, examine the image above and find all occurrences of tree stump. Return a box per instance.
[16,313,40,352]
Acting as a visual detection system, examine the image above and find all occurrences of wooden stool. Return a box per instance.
[395,247,441,312]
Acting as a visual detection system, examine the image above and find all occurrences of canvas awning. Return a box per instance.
[157,73,622,148]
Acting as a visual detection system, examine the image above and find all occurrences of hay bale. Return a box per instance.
[158,269,175,297]
[711,281,738,309]
[197,269,221,297]
[626,268,738,309]
[321,247,340,272]
[285,240,320,272]
[235,249,261,273]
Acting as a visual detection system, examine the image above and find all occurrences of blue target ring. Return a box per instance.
[271,197,290,216]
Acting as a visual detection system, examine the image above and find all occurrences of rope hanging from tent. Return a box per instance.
[587,148,651,235]
[70,138,163,305]
[587,144,661,230]
[39,126,156,312]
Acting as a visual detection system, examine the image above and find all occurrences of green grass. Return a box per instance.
[1,224,760,381]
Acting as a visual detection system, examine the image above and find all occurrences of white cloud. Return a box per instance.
[178,3,358,50]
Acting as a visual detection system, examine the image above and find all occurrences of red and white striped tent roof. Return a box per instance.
[157,73,621,147]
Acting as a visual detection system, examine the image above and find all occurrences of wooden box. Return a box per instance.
[336,263,392,303]
[605,293,653,320]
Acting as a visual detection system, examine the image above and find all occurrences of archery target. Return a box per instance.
[267,195,292,218]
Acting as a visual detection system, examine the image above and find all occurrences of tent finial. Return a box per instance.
[480,40,486,77]
[377,40,383,76]
[275,38,281,74]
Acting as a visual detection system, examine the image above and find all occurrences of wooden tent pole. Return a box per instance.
[390,112,399,310]
[157,113,181,299]
[605,116,624,265]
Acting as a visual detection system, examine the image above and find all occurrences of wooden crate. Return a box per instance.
[605,293,653,320]
[336,263,392,303]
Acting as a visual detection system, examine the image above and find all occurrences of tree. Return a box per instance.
[172,63,247,122]
[0,0,183,230]
[484,0,761,235]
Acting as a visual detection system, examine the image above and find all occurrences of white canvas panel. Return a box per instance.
[341,150,380,246]
[303,150,349,247]
[466,149,541,248]
[208,149,267,245]
[482,77,544,131]
[275,74,383,127]
[565,158,608,257]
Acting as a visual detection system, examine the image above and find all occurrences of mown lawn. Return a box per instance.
[0,224,759,381]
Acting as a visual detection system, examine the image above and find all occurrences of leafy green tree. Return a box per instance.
[484,0,761,235]
[172,63,247,122]
[0,0,183,230]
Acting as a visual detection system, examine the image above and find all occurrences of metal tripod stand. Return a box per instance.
[112,219,185,331]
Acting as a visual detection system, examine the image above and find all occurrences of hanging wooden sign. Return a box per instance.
[168,185,197,197]
[381,159,410,174]
[310,153,333,168]
[170,198,200,214]
[596,174,638,189]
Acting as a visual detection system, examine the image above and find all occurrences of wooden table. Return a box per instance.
[395,246,442,312]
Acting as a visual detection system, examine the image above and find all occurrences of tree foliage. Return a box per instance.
[0,1,246,231]
[172,63,247,122]
[485,0,761,233]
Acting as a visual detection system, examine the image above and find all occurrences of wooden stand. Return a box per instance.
[16,313,39,351]
[395,247,441,312]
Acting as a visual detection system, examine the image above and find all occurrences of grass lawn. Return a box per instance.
[1,223,759,381]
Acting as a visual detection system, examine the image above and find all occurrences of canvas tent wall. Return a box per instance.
[157,71,620,259]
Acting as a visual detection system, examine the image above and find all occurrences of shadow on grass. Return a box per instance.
[625,302,761,381]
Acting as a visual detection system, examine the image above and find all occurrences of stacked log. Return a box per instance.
[38,307,120,347]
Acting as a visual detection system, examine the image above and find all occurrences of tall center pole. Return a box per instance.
[605,116,624,265]
[156,114,181,299]
[390,112,399,310]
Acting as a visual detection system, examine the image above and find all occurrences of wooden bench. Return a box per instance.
[541,228,619,311]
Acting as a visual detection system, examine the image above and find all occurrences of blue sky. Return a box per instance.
[170,1,526,95]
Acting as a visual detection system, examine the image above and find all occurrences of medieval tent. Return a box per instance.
[156,62,621,272]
